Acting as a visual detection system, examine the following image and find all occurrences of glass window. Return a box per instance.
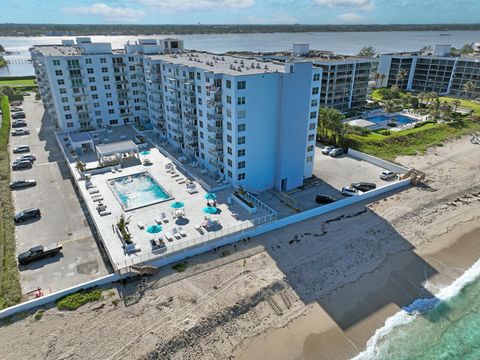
[238,149,245,157]
[237,81,246,90]
[226,80,231,89]
[238,123,246,132]
[238,173,245,180]
[238,136,245,145]
[237,97,246,105]
[238,161,245,169]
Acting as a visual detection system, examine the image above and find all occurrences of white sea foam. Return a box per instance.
[352,257,480,360]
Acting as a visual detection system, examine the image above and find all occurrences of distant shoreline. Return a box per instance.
[1,23,480,37]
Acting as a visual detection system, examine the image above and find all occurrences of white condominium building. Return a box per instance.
[30,38,321,192]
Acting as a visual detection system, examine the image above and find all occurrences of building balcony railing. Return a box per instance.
[207,124,222,134]
[207,136,223,146]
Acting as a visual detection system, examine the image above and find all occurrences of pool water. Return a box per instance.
[368,114,417,125]
[140,150,151,155]
[108,172,171,210]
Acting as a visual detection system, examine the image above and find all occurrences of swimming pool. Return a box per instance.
[108,172,171,211]
[368,114,417,125]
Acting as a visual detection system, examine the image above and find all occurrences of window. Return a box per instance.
[197,85,201,93]
[309,123,316,131]
[310,111,317,119]
[109,109,114,114]
[61,97,68,103]
[198,98,202,105]
[228,170,232,178]
[90,86,97,91]
[312,87,319,95]
[57,79,65,85]
[67,122,74,128]
[226,108,232,118]
[313,73,320,81]
[196,72,201,80]
[101,67,108,73]
[227,135,232,143]
[227,147,232,155]
[55,70,63,76]
[237,81,246,90]
[227,159,232,167]
[104,84,111,90]
[100,58,107,64]
[94,103,100,108]
[95,110,101,115]
[238,173,245,180]
[227,122,232,131]
[89,77,95,83]
[65,114,72,119]
[238,110,246,119]
[85,58,92,64]
[59,88,66,94]
[53,60,60,66]
[226,95,231,104]
[92,94,99,100]
[238,161,245,169]
[306,156,313,163]
[238,149,245,157]
[106,93,112,98]
[238,123,246,132]
[308,134,315,141]
[311,99,318,107]
[307,145,314,152]
[226,80,231,89]
[238,136,245,145]
[63,106,70,111]
[237,97,246,105]
[87,68,94,74]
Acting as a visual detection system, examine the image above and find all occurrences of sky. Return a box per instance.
[1,0,480,25]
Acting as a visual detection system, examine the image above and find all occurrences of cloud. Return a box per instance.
[315,0,373,10]
[246,13,298,24]
[62,3,146,23]
[135,0,254,12]
[336,12,368,23]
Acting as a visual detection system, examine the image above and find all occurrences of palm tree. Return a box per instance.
[396,68,408,86]
[373,72,382,88]
[383,100,396,113]
[317,108,346,146]
[440,101,453,120]
[462,81,477,99]
[451,99,461,113]
[417,92,426,108]
[358,46,377,57]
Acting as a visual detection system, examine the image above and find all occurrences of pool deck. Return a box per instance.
[347,110,429,131]
[57,131,272,271]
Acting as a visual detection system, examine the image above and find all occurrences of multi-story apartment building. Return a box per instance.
[258,45,378,112]
[31,38,321,192]
[378,44,480,98]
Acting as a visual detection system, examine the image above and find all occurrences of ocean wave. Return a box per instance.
[352,257,480,360]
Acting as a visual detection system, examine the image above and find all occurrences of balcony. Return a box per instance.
[207,124,222,134]
[207,136,223,146]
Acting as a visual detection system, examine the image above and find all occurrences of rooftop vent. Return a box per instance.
[234,59,238,63]
[237,66,242,71]
[221,56,225,61]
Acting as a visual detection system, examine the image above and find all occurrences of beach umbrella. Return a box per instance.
[170,201,185,209]
[146,224,162,234]
[204,193,217,200]
[203,206,218,214]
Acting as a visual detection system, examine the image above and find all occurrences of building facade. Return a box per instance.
[378,45,480,98]
[31,38,321,192]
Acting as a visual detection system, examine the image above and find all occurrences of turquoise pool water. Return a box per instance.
[140,150,151,155]
[108,172,171,210]
[368,114,417,125]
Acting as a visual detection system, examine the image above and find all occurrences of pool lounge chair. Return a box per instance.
[137,221,145,229]
[178,226,187,237]
[187,187,198,194]
[99,210,111,216]
[195,224,204,234]
[88,188,99,194]
[93,197,104,202]
[172,228,182,239]
[177,178,186,184]
[164,232,174,242]
[154,216,162,224]
[161,212,168,222]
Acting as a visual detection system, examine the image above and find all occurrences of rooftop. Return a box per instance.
[31,45,83,57]
[146,51,287,75]
[96,140,138,156]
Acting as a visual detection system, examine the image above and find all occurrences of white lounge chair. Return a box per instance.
[93,197,104,202]
[99,210,111,216]
[164,232,174,242]
[195,224,204,233]
[88,188,99,194]
[154,216,162,224]
[177,178,186,184]
[178,226,187,237]
[161,212,168,223]
[171,173,180,178]
[187,188,198,194]
[172,228,182,239]
[136,221,145,229]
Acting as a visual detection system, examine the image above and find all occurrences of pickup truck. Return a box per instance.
[17,244,63,265]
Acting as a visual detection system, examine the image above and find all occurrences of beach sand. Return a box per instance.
[0,136,479,360]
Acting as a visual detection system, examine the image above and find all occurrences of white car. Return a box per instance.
[322,146,335,155]
[380,170,397,180]
[341,186,362,196]
[11,128,30,136]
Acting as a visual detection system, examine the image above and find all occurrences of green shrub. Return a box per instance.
[172,262,187,272]
[56,288,102,311]
[33,309,45,321]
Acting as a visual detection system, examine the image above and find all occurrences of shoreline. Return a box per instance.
[235,218,480,360]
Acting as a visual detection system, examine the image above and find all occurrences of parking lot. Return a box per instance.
[9,95,109,295]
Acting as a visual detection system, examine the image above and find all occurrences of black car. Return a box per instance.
[12,112,26,119]
[12,120,27,128]
[12,160,33,170]
[17,244,63,265]
[9,179,37,189]
[351,182,377,192]
[315,194,336,204]
[14,208,41,223]
[13,145,30,153]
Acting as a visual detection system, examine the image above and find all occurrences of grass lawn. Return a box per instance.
[0,79,36,88]
[0,96,22,310]
[347,120,480,162]
[56,288,103,310]
[440,96,480,115]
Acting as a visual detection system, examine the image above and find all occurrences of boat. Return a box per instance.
[440,33,451,36]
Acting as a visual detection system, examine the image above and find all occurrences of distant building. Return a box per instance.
[378,44,480,98]
[30,38,321,192]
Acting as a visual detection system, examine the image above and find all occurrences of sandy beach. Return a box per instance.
[1,135,479,360]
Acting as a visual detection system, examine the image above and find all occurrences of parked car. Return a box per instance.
[380,170,397,180]
[315,194,336,204]
[17,244,62,265]
[13,145,30,153]
[329,148,345,157]
[12,112,26,119]
[322,146,335,155]
[11,128,30,136]
[12,160,33,170]
[9,179,37,189]
[15,153,36,162]
[10,101,23,106]
[351,182,377,192]
[341,186,362,196]
[14,208,41,223]
[12,120,27,128]
[10,106,24,112]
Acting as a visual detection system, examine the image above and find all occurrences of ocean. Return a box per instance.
[1,30,480,76]
[354,258,480,360]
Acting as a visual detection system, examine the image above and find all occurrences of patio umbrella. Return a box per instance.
[170,201,185,209]
[203,206,218,214]
[146,224,162,234]
[204,193,217,200]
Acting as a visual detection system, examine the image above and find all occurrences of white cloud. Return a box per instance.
[316,0,373,10]
[135,0,254,12]
[246,13,298,24]
[62,3,146,23]
[336,12,367,23]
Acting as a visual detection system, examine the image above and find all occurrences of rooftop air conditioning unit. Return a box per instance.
[237,66,242,71]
